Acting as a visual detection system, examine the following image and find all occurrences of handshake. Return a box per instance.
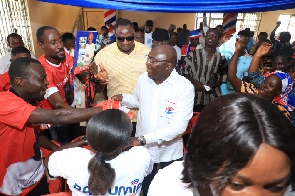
[94,100,134,120]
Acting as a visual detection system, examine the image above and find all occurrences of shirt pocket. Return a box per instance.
[160,99,176,124]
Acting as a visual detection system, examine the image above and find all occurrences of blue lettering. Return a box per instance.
[118,186,132,195]
[109,186,118,195]
[83,186,91,194]
[74,183,81,191]
[136,183,142,192]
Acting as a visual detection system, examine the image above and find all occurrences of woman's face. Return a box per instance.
[220,144,291,196]
[257,75,282,100]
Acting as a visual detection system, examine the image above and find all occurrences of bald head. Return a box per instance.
[152,45,177,68]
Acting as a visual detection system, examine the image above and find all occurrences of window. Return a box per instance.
[195,13,262,39]
[0,0,34,57]
[276,14,295,43]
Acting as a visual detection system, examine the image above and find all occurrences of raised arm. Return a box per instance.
[270,22,280,44]
[228,39,243,92]
[248,42,272,73]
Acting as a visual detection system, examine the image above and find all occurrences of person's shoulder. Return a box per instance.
[174,72,194,87]
[135,42,151,53]
[148,161,192,196]
[0,91,20,101]
[52,147,91,160]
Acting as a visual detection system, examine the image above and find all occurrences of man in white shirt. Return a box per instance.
[169,32,181,73]
[144,20,154,48]
[111,45,194,196]
[0,33,35,74]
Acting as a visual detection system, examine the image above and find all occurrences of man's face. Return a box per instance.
[115,25,135,54]
[168,24,176,32]
[39,29,65,61]
[24,62,48,102]
[134,31,144,44]
[146,48,169,81]
[8,36,24,49]
[272,56,289,72]
[236,35,250,50]
[169,34,177,46]
[145,25,153,33]
[101,28,108,36]
[190,37,200,47]
[11,52,31,62]
[205,30,219,47]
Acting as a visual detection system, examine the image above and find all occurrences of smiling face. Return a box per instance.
[205,29,219,47]
[220,144,290,196]
[115,24,135,54]
[38,29,65,63]
[257,75,282,100]
[87,32,94,44]
[24,62,48,102]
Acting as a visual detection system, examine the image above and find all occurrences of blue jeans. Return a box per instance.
[142,157,182,196]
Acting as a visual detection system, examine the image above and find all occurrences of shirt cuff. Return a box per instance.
[45,87,59,99]
[144,132,157,145]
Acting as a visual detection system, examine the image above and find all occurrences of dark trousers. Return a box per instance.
[142,158,182,196]
[26,175,50,196]
[49,123,81,145]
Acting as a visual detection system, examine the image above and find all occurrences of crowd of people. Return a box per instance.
[0,16,295,196]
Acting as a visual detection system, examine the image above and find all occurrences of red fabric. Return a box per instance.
[0,91,37,187]
[38,53,74,109]
[181,44,196,56]
[0,72,10,92]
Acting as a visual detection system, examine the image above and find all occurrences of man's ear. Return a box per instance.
[37,41,44,50]
[14,77,26,87]
[166,62,172,71]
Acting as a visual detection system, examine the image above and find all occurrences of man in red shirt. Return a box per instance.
[36,26,98,144]
[0,57,103,195]
[0,46,31,92]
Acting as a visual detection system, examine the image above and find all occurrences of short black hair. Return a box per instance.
[272,48,293,61]
[7,33,21,44]
[11,46,30,56]
[114,19,134,30]
[36,26,57,43]
[135,29,144,33]
[152,28,170,41]
[87,27,97,31]
[145,20,153,27]
[259,32,268,38]
[9,57,41,84]
[238,30,251,38]
[61,32,75,43]
[101,26,108,31]
[280,31,291,43]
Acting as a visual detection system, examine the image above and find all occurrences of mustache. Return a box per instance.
[57,48,65,53]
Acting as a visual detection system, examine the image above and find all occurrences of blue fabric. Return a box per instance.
[221,55,252,95]
[246,37,254,53]
[37,0,295,12]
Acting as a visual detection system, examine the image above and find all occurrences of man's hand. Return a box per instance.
[94,63,108,85]
[195,82,205,91]
[111,94,123,101]
[128,137,141,146]
[254,42,272,58]
[88,62,98,75]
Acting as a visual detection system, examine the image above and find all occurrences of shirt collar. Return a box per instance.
[147,69,177,85]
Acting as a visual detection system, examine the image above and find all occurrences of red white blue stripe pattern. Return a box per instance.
[104,9,116,40]
[222,13,238,35]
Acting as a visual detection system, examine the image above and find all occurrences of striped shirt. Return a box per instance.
[94,42,150,121]
[182,49,227,105]
[241,81,290,120]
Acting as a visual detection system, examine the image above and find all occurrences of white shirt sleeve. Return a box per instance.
[144,83,194,144]
[121,74,142,108]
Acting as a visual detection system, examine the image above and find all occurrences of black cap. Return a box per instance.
[152,28,170,41]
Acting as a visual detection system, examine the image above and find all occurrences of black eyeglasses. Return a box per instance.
[116,36,134,42]
[146,55,171,64]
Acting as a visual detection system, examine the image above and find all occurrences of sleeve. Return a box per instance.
[217,56,228,83]
[248,70,265,88]
[0,95,36,130]
[121,75,142,108]
[182,54,193,76]
[136,147,153,176]
[181,45,187,56]
[144,83,194,144]
[0,72,10,92]
[48,148,83,179]
[94,50,103,72]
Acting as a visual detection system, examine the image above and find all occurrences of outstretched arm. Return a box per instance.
[228,39,243,92]
[270,22,280,44]
[248,42,272,73]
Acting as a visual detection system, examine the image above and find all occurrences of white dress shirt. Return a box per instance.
[122,70,194,163]
[0,53,36,74]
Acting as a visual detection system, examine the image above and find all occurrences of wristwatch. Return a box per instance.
[80,135,88,146]
[138,135,145,146]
